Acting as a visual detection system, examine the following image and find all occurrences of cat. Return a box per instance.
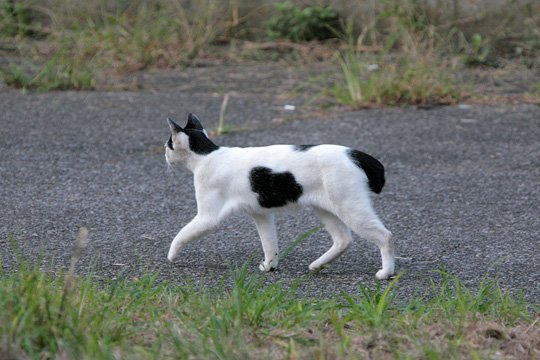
[165,113,395,279]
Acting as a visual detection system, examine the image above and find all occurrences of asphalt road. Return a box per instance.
[1,68,539,302]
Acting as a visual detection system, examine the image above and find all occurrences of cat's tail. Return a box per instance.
[347,149,385,194]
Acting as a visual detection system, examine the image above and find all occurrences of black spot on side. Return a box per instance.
[294,144,318,152]
[185,130,219,155]
[347,149,385,194]
[166,135,174,150]
[249,167,303,208]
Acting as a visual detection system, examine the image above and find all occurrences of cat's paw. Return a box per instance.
[259,258,278,272]
[375,268,393,280]
[308,264,328,273]
[167,249,177,262]
[308,262,328,273]
[308,257,331,272]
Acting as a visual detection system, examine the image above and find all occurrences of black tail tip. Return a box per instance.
[347,149,385,194]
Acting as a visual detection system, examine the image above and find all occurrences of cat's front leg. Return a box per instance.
[252,213,279,272]
[167,214,219,262]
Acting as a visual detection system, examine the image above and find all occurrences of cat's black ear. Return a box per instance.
[167,118,183,134]
[185,113,204,131]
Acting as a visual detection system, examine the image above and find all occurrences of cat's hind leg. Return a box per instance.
[309,208,353,271]
[360,224,394,280]
[252,214,279,272]
[336,202,395,280]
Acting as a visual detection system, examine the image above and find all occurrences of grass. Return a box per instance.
[328,0,539,107]
[1,0,235,90]
[1,0,538,98]
[216,93,232,136]
[1,233,538,359]
[332,49,461,108]
[1,55,95,91]
[326,8,465,108]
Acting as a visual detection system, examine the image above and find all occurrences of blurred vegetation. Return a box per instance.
[0,0,538,105]
[1,0,231,89]
[266,1,342,42]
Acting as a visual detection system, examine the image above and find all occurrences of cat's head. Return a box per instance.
[165,113,219,166]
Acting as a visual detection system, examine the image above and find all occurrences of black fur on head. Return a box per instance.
[185,113,204,131]
[166,114,219,155]
[167,114,206,133]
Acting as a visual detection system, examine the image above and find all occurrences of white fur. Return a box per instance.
[165,122,395,279]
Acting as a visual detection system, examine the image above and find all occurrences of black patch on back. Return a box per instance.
[347,149,385,194]
[185,129,219,155]
[294,144,318,152]
[249,167,303,208]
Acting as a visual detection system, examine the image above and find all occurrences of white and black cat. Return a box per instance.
[165,113,395,279]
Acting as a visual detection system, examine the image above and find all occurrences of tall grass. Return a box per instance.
[334,48,461,108]
[1,55,95,90]
[330,7,463,108]
[1,231,537,359]
[323,0,538,107]
[0,0,538,96]
[46,0,230,70]
[1,0,236,90]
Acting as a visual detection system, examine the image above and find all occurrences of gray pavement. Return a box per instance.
[1,72,539,302]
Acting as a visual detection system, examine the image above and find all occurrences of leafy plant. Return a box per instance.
[463,33,494,67]
[266,1,342,42]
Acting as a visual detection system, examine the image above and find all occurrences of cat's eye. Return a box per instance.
[166,135,174,150]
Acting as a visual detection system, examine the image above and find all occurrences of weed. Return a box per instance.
[266,1,342,42]
[0,0,537,98]
[333,50,461,108]
[211,93,244,136]
[0,64,31,88]
[341,273,403,327]
[47,0,229,71]
[1,0,234,90]
[429,270,529,325]
[329,6,462,108]
[463,33,494,67]
[1,55,95,91]
[1,225,537,359]
[0,0,37,38]
[0,252,536,359]
[281,225,323,261]
[217,93,232,136]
